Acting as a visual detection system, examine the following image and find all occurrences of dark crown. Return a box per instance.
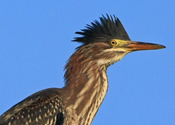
[73,14,130,44]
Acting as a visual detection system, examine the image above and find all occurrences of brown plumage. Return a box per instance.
[0,14,165,125]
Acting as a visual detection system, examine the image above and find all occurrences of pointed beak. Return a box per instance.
[126,41,166,51]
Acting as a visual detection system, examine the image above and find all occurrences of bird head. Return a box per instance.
[73,14,165,66]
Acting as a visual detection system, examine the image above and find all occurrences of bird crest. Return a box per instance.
[73,14,130,44]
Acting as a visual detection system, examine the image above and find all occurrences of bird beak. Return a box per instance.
[126,41,166,51]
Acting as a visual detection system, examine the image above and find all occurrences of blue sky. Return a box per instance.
[0,0,174,125]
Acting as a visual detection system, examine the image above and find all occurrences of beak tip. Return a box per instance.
[159,45,166,49]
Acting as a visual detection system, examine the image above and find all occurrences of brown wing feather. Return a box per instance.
[0,88,65,125]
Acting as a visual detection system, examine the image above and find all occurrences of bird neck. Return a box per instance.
[62,48,109,124]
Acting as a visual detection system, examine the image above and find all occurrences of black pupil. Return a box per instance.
[112,41,115,44]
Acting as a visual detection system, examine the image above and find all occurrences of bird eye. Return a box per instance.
[110,40,117,46]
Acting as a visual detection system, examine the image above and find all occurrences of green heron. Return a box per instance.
[0,14,165,125]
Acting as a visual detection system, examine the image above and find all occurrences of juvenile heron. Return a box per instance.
[0,14,165,125]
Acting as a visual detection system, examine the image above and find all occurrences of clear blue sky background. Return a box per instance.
[0,0,174,125]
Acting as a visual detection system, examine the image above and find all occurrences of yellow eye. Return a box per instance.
[110,40,117,46]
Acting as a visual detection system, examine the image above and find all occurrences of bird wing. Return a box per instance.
[0,88,64,125]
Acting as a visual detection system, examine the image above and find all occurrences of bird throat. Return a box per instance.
[63,61,109,125]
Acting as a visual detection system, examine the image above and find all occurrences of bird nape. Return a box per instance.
[0,14,165,125]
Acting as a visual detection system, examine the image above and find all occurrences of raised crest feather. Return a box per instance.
[73,14,130,44]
